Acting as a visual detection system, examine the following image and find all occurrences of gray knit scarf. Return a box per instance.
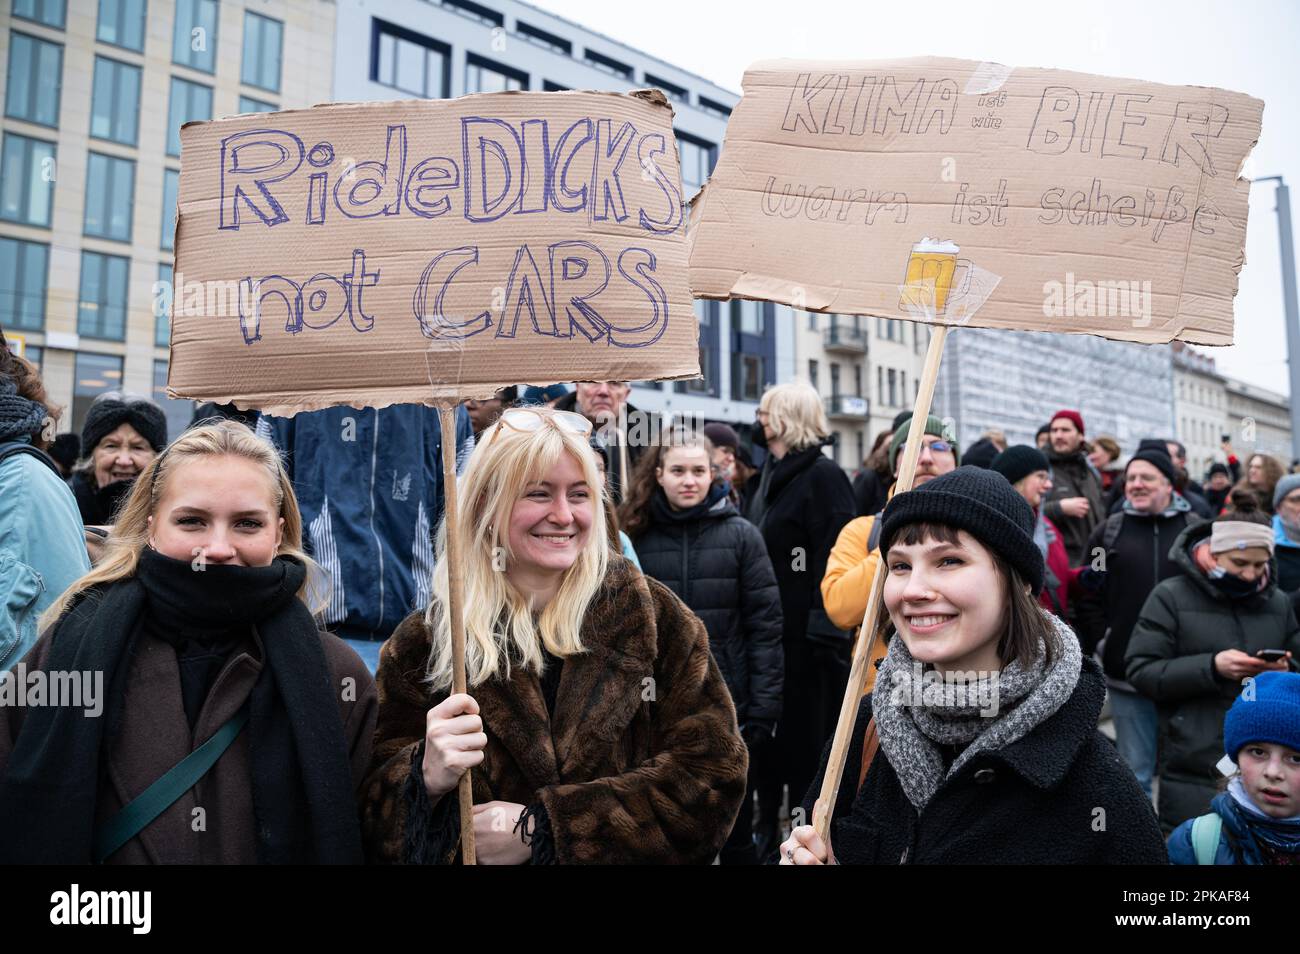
[871,612,1082,811]
[0,377,46,443]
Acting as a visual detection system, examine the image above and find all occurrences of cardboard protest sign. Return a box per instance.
[688,58,1263,346]
[167,90,698,415]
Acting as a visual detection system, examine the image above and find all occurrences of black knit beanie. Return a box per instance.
[81,397,168,455]
[961,437,1000,470]
[1126,448,1175,485]
[990,445,1051,487]
[879,466,1044,595]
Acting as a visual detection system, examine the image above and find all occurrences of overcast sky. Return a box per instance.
[534,0,1298,397]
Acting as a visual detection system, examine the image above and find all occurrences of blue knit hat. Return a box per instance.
[1224,671,1300,761]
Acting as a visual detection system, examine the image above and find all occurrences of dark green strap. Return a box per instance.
[94,707,250,864]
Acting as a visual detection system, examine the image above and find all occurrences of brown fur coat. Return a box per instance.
[361,558,748,864]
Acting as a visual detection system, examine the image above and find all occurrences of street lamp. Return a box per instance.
[1252,176,1300,461]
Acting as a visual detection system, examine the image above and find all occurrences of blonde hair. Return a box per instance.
[40,420,326,629]
[424,411,610,692]
[759,380,830,451]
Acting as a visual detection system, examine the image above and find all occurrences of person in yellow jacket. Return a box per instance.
[822,415,959,689]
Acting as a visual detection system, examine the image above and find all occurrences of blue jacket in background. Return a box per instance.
[0,439,90,666]
[257,405,473,641]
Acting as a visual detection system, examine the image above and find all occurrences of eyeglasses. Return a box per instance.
[901,439,954,455]
[488,408,592,446]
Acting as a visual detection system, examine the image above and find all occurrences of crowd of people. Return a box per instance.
[2,324,1298,865]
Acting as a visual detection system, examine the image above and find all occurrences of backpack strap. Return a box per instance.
[0,440,60,478]
[856,716,880,794]
[93,706,249,864]
[1190,812,1223,865]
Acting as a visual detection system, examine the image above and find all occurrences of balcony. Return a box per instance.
[825,394,870,421]
[823,324,867,355]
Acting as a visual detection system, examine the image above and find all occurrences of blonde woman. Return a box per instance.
[361,407,748,864]
[0,422,377,864]
[745,381,855,859]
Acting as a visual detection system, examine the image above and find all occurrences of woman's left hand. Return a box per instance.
[779,802,836,865]
[471,801,532,865]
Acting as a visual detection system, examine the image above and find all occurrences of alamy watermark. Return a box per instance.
[888,662,1000,717]
[0,665,103,717]
[1042,272,1152,327]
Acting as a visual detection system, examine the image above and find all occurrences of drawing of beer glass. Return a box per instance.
[899,238,973,316]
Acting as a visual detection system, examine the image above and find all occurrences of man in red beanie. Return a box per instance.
[1042,409,1104,567]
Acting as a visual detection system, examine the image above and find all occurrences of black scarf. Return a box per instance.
[0,550,364,864]
[649,483,729,525]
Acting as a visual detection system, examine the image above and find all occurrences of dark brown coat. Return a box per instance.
[361,558,749,864]
[0,626,377,864]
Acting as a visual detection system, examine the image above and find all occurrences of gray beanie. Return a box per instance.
[1275,473,1300,510]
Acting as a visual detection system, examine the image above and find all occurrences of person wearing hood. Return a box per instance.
[781,467,1166,864]
[1168,672,1300,864]
[1041,410,1105,566]
[821,414,960,687]
[1126,490,1299,832]
[992,445,1083,620]
[71,393,168,526]
[1073,447,1203,798]
[1271,474,1300,594]
[0,341,90,667]
[552,381,656,505]
[1204,462,1233,515]
[621,430,783,864]
[745,381,855,860]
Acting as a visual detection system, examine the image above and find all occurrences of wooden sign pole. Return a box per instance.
[812,323,949,842]
[437,404,476,865]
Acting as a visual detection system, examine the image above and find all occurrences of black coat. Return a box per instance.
[1073,500,1202,679]
[633,491,784,726]
[1041,449,1104,566]
[749,442,856,802]
[802,657,1168,863]
[1126,521,1300,832]
[551,392,655,505]
[70,470,134,526]
[852,467,889,518]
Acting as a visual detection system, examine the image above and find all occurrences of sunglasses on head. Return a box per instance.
[488,408,593,446]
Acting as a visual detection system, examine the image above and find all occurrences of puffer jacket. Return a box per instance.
[1126,521,1300,832]
[633,487,783,726]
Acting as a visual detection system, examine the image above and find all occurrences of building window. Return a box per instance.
[830,363,841,397]
[6,32,63,127]
[97,0,146,51]
[90,56,141,145]
[698,95,732,118]
[372,21,448,98]
[173,0,218,73]
[84,152,135,241]
[78,251,130,341]
[733,353,765,402]
[808,359,819,390]
[516,21,570,55]
[583,49,632,79]
[72,353,124,433]
[901,371,907,398]
[876,366,883,405]
[807,310,817,331]
[644,73,687,103]
[855,364,863,397]
[542,80,569,92]
[154,359,194,438]
[161,168,179,250]
[24,345,43,368]
[13,0,65,29]
[443,0,503,27]
[677,133,715,198]
[857,431,865,467]
[167,76,212,157]
[465,54,526,93]
[0,236,49,331]
[241,11,283,93]
[888,368,897,406]
[155,262,172,346]
[1,133,55,227]
[238,95,277,114]
[734,300,765,336]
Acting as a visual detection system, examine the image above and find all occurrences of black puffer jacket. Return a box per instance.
[801,656,1167,863]
[1073,497,1202,679]
[633,488,783,726]
[1126,522,1300,832]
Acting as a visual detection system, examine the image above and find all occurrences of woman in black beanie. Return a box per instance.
[71,392,169,526]
[781,467,1166,864]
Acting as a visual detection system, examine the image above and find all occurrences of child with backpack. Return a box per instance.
[1168,671,1300,864]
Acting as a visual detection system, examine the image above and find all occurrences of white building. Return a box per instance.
[1171,341,1229,479]
[1225,376,1293,468]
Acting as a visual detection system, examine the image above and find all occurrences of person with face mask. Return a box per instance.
[1272,474,1300,594]
[1127,488,1300,833]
